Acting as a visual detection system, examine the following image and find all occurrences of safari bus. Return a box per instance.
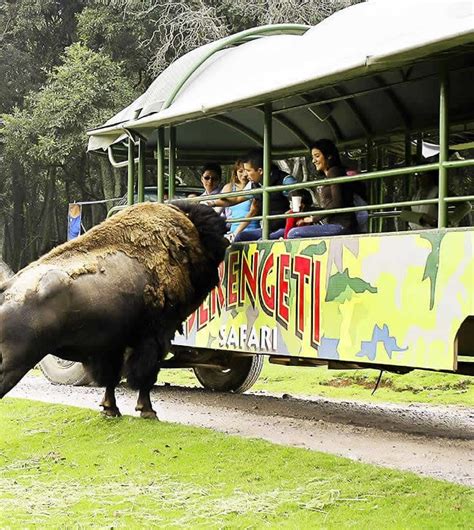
[39,0,474,392]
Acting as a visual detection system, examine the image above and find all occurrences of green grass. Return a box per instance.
[0,399,472,529]
[159,361,474,407]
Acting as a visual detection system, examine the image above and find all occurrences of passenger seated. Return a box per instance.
[400,166,472,229]
[200,162,223,196]
[269,189,314,239]
[208,149,297,241]
[287,139,361,239]
[221,160,260,237]
[199,162,224,214]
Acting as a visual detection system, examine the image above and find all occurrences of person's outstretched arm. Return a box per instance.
[233,199,260,236]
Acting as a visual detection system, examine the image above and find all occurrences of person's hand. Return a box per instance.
[420,213,437,227]
[296,216,313,226]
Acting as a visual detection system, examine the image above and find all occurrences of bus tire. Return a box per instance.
[38,356,93,386]
[193,354,263,393]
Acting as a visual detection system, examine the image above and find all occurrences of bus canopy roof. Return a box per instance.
[88,0,474,157]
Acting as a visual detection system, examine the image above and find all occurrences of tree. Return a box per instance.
[77,2,155,90]
[1,0,366,267]
[0,0,87,113]
[103,0,364,76]
[1,43,135,268]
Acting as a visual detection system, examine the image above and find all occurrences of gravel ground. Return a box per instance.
[8,373,474,486]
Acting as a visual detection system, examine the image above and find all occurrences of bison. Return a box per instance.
[0,201,228,418]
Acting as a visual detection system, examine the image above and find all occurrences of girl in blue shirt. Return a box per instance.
[221,160,260,234]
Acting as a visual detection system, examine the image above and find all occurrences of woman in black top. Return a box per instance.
[287,139,359,238]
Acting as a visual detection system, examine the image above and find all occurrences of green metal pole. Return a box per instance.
[262,104,272,240]
[416,132,423,164]
[376,146,384,232]
[404,133,411,198]
[168,126,176,200]
[127,137,135,206]
[399,133,412,231]
[438,65,449,228]
[414,132,423,198]
[156,127,165,203]
[367,138,375,233]
[137,138,145,203]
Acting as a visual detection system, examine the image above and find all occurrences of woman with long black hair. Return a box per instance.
[287,139,362,238]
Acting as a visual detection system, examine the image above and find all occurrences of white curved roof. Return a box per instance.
[88,0,474,153]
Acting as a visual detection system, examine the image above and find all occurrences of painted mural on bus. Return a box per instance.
[174,229,473,371]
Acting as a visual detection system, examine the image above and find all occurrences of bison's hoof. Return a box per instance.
[140,410,158,420]
[101,407,122,418]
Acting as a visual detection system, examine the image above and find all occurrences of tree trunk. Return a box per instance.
[10,161,26,270]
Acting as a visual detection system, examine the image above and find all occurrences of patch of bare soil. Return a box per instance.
[7,373,474,486]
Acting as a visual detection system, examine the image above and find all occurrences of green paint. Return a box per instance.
[333,285,357,303]
[257,242,273,276]
[300,241,327,257]
[284,240,293,253]
[326,268,377,302]
[421,231,446,310]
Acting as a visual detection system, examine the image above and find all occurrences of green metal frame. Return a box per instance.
[156,127,165,203]
[127,137,135,206]
[438,63,449,228]
[168,126,176,200]
[123,39,472,237]
[161,24,310,112]
[262,104,272,239]
[137,138,145,203]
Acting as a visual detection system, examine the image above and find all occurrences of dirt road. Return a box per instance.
[8,374,474,486]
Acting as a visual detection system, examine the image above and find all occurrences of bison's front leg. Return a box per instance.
[100,386,121,417]
[135,388,157,419]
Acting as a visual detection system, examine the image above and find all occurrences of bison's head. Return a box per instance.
[171,201,229,267]
[170,201,229,306]
[0,267,71,398]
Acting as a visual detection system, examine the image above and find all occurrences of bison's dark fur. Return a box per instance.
[0,201,228,418]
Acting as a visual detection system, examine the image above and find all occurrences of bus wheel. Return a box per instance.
[39,356,93,386]
[193,354,263,393]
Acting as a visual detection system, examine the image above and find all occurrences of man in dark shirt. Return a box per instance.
[209,149,296,241]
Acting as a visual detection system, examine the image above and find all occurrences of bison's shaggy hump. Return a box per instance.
[37,201,227,309]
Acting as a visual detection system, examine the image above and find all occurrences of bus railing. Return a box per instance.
[114,157,473,231]
[187,158,473,231]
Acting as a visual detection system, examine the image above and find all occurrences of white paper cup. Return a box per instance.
[291,196,302,212]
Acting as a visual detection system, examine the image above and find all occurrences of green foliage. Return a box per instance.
[77,3,154,90]
[18,42,134,166]
[1,42,135,266]
[0,0,364,266]
[0,0,86,113]
[0,399,472,528]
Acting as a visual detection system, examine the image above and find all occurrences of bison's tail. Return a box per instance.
[171,201,229,265]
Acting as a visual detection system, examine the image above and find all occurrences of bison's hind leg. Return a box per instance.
[86,350,124,417]
[125,336,165,420]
